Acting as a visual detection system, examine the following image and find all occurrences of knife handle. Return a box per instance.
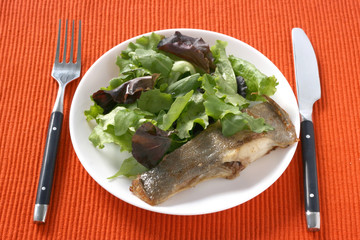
[301,120,320,230]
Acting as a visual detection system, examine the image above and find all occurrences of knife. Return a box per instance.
[292,28,321,231]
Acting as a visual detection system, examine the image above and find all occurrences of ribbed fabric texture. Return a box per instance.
[1,0,359,239]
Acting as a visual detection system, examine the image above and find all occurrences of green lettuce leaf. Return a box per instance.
[89,125,133,152]
[95,106,122,131]
[221,91,249,108]
[109,68,151,89]
[115,57,136,73]
[89,106,153,152]
[114,108,153,136]
[168,60,197,84]
[200,65,248,109]
[121,32,164,59]
[159,90,194,130]
[176,92,208,139]
[137,89,173,114]
[229,55,278,101]
[203,94,241,119]
[107,157,148,179]
[154,110,166,126]
[210,40,237,91]
[221,112,274,137]
[131,49,174,77]
[84,101,104,121]
[166,73,201,98]
[200,74,217,95]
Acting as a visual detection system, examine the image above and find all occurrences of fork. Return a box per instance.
[33,19,81,223]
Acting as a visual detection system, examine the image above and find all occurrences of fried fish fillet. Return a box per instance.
[131,98,297,205]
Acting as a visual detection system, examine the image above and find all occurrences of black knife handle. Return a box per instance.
[35,111,63,204]
[301,120,320,213]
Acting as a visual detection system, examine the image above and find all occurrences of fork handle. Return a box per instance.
[34,111,63,222]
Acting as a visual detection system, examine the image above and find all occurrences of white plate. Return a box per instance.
[69,29,300,215]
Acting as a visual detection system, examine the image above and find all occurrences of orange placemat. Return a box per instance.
[1,0,359,239]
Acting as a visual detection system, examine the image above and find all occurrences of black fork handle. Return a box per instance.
[35,111,63,205]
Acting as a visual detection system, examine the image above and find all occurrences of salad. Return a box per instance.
[84,31,278,178]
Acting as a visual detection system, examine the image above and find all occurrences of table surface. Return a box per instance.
[1,0,359,239]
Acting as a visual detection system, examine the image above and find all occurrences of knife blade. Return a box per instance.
[292,28,321,231]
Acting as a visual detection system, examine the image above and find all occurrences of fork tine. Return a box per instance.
[69,20,75,63]
[62,20,68,63]
[54,20,61,63]
[77,20,81,64]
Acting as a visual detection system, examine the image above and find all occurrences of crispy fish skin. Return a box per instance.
[131,98,297,205]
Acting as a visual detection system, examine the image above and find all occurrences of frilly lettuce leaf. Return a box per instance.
[176,92,208,139]
[131,49,173,77]
[229,55,278,101]
[114,108,154,136]
[201,73,271,137]
[159,90,193,130]
[209,41,249,108]
[89,124,133,152]
[121,32,164,59]
[210,40,237,91]
[84,101,103,121]
[221,112,274,137]
[203,94,240,119]
[137,89,173,114]
[88,106,154,152]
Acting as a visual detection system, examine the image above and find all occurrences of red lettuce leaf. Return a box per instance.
[131,122,172,169]
[157,31,215,73]
[92,74,159,114]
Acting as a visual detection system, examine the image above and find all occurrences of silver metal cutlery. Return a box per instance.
[34,19,81,223]
[292,28,321,231]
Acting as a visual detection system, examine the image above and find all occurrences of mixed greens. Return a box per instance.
[84,31,278,178]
